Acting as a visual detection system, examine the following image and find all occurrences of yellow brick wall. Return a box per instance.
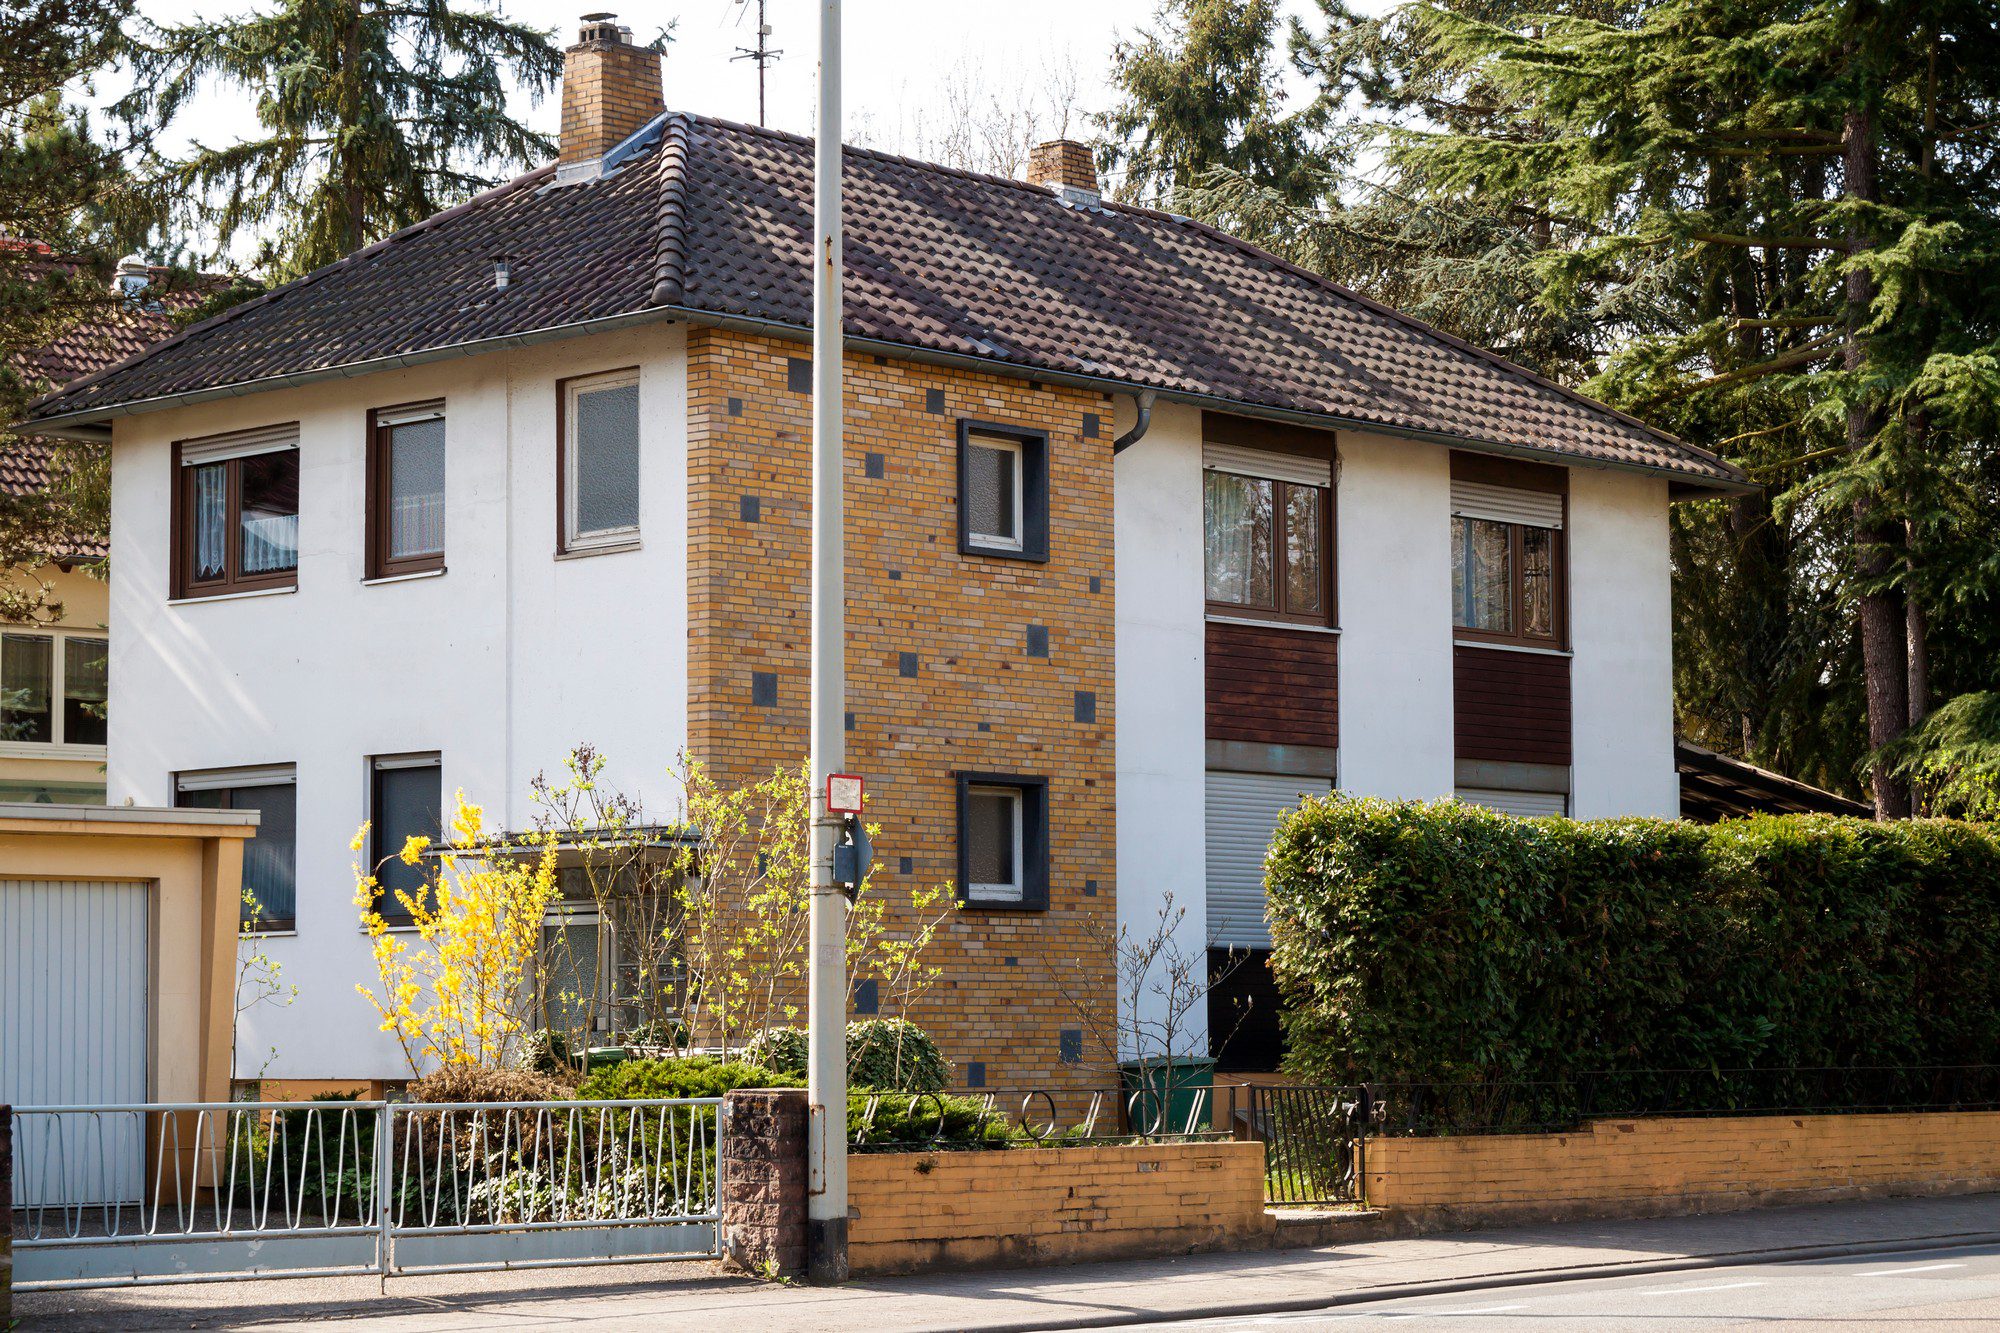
[847,1141,1269,1274]
[1368,1112,2000,1208]
[686,328,1118,1093]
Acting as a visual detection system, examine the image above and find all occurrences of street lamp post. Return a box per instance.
[805,0,850,1287]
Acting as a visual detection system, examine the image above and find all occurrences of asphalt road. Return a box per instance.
[1176,1240,2000,1330]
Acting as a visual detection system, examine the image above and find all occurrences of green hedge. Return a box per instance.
[746,1018,953,1093]
[1265,797,2000,1085]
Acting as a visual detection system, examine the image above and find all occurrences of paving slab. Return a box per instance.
[14,1192,2000,1331]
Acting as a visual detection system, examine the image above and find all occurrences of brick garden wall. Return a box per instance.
[686,327,1119,1093]
[1367,1111,2000,1223]
[846,1140,1270,1275]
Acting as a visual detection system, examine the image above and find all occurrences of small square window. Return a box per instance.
[957,421,1049,562]
[174,426,300,597]
[562,369,641,552]
[956,772,1049,910]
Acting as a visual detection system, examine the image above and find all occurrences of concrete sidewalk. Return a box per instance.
[17,1193,2000,1332]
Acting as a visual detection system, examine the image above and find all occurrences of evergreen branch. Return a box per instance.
[1653,335,1844,401]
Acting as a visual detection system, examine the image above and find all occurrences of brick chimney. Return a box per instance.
[1027,139,1099,199]
[558,13,663,180]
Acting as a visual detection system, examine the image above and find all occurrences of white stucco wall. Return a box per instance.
[106,324,689,1080]
[1334,432,1455,800]
[1566,466,1679,818]
[1112,400,1209,1060]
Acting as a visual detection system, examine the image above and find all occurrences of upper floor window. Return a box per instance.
[173,424,300,598]
[0,629,107,750]
[367,402,446,578]
[1449,459,1566,648]
[561,369,641,552]
[1202,442,1332,626]
[958,420,1049,562]
[176,765,296,931]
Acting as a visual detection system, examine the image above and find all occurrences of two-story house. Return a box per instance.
[21,17,1748,1094]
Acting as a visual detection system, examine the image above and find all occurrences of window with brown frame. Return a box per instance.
[1203,469,1331,625]
[1451,516,1566,647]
[366,401,446,579]
[172,427,301,599]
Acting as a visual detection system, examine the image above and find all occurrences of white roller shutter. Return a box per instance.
[1,879,151,1205]
[1206,771,1327,950]
[1457,787,1568,817]
[179,422,299,466]
[1203,443,1332,488]
[1451,479,1564,529]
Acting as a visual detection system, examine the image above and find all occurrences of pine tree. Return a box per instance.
[1100,0,1320,208]
[119,0,565,277]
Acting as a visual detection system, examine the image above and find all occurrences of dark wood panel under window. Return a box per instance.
[1206,620,1337,748]
[1453,644,1571,766]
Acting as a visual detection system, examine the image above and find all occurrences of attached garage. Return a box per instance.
[0,803,254,1118]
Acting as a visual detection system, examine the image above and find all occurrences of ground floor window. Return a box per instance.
[1455,787,1568,817]
[955,772,1049,909]
[176,764,297,930]
[1205,769,1328,951]
[370,753,441,921]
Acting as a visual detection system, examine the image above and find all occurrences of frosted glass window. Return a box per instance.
[386,417,446,560]
[964,436,1022,549]
[965,786,1022,901]
[569,375,640,543]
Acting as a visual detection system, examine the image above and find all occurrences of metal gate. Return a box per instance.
[1241,1083,1368,1205]
[10,1097,722,1290]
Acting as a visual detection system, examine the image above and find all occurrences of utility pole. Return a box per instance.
[730,0,782,126]
[805,0,849,1286]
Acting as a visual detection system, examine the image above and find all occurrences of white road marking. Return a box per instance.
[1857,1261,1967,1277]
[1635,1280,1765,1295]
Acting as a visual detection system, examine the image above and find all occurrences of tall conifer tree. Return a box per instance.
[119,0,564,277]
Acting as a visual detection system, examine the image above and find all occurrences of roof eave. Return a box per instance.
[19,301,1755,496]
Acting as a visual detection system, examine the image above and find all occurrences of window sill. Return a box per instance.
[960,543,1049,564]
[957,897,1046,912]
[241,928,297,939]
[1454,639,1572,658]
[168,585,297,606]
[363,567,446,586]
[556,539,642,561]
[1206,614,1340,636]
[0,741,107,761]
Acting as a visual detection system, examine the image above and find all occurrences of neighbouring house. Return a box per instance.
[1675,739,1873,822]
[18,16,1749,1093]
[1,250,221,804]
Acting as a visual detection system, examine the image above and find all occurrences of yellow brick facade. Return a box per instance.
[686,327,1118,1093]
[846,1141,1270,1274]
[1367,1111,2000,1211]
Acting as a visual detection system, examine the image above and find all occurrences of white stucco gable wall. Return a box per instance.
[1568,466,1679,818]
[1112,399,1209,1060]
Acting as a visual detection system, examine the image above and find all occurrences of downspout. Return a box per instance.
[1112,390,1156,453]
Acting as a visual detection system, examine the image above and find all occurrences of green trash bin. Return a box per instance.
[583,1045,631,1072]
[1119,1056,1217,1135]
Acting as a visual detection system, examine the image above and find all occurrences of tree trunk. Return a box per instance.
[1843,94,1912,818]
[1906,520,1930,729]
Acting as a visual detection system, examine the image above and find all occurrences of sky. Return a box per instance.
[89,0,1368,264]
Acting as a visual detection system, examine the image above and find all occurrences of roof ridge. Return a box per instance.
[26,163,557,418]
[1163,211,1735,472]
[679,110,1082,203]
[649,112,694,307]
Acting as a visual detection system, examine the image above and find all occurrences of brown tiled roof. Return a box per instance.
[24,115,1745,489]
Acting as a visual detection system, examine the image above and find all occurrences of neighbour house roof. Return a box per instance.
[5,250,231,559]
[1675,740,1874,822]
[22,114,1748,492]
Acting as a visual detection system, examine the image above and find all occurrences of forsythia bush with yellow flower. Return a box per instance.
[353,794,559,1072]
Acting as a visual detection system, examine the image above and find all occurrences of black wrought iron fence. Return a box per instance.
[1234,1084,1368,1206]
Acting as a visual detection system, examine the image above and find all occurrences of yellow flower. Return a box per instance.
[399,834,432,865]
[350,823,371,853]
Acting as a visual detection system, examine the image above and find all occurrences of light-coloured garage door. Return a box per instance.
[1,879,150,1204]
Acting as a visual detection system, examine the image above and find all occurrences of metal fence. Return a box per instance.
[848,1085,1228,1152]
[10,1097,721,1290]
[1230,1084,1367,1206]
